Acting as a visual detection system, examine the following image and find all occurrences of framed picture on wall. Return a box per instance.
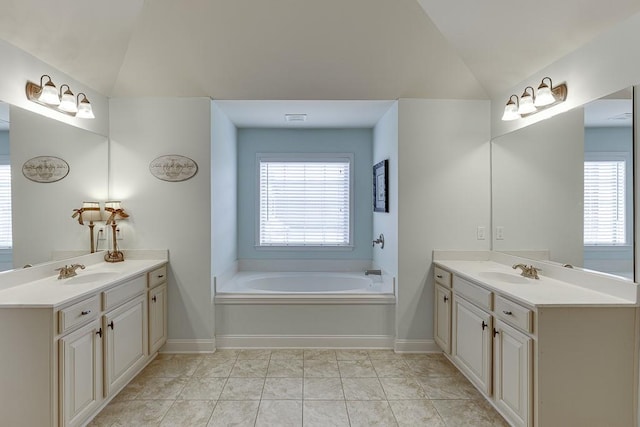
[373,159,388,213]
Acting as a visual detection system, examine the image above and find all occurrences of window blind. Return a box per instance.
[259,159,351,247]
[0,164,11,248]
[584,160,625,245]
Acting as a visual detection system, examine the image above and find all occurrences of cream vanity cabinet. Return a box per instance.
[433,267,452,353]
[433,265,636,427]
[147,265,168,354]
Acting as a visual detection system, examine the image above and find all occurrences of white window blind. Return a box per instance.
[259,157,351,247]
[0,163,11,248]
[584,160,625,245]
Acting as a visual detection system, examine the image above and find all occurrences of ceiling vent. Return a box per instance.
[285,114,307,122]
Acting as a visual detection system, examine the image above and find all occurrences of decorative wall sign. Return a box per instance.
[22,156,69,183]
[149,154,198,182]
[373,159,389,213]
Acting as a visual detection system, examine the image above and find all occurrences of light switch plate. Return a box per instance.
[477,226,486,240]
[496,226,504,240]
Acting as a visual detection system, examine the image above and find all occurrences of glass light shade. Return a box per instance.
[59,88,78,113]
[518,93,537,115]
[81,202,102,223]
[76,95,95,119]
[501,99,520,121]
[534,84,555,107]
[39,80,60,105]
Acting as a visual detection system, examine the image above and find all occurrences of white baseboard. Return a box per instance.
[216,335,394,349]
[160,339,216,353]
[394,339,440,353]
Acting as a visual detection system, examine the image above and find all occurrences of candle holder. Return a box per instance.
[104,201,129,263]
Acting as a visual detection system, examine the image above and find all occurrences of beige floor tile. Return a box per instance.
[406,357,459,377]
[256,400,302,427]
[262,377,303,399]
[388,400,445,426]
[342,378,386,400]
[178,377,227,400]
[229,359,269,377]
[432,399,509,427]
[304,378,345,400]
[160,400,215,426]
[219,377,265,400]
[136,377,189,400]
[304,349,337,360]
[371,359,414,378]
[346,400,398,427]
[418,375,481,400]
[303,400,350,426]
[368,350,403,360]
[193,358,235,377]
[335,350,370,360]
[270,349,304,360]
[237,349,272,359]
[338,360,377,378]
[379,377,427,400]
[304,359,340,377]
[206,349,240,360]
[207,400,259,427]
[140,356,202,378]
[112,400,175,426]
[267,359,303,377]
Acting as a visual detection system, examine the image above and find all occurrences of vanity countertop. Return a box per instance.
[434,259,638,308]
[0,253,167,309]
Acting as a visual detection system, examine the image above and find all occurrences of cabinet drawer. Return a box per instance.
[434,267,452,287]
[495,295,532,333]
[148,265,167,288]
[453,276,492,310]
[58,295,100,334]
[102,275,146,311]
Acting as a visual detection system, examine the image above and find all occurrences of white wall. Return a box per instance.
[0,39,108,136]
[492,107,585,267]
[396,99,491,347]
[10,107,108,268]
[211,102,237,278]
[373,102,398,276]
[109,97,212,345]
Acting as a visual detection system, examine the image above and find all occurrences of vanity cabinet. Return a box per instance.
[148,265,168,354]
[433,267,452,353]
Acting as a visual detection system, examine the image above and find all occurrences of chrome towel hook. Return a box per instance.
[372,233,384,249]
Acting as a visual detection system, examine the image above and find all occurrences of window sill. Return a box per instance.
[255,245,355,251]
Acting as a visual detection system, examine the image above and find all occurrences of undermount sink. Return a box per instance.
[62,272,119,285]
[477,271,530,284]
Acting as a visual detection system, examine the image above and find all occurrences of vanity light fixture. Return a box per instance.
[25,75,95,119]
[72,202,103,253]
[104,201,129,263]
[501,95,520,121]
[518,86,537,115]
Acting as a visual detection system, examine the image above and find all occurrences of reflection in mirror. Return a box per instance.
[0,102,10,271]
[0,102,108,272]
[492,88,634,280]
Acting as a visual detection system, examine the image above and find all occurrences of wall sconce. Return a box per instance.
[104,201,129,263]
[72,202,103,253]
[501,77,568,121]
[25,74,95,119]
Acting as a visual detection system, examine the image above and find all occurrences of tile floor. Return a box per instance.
[88,350,508,426]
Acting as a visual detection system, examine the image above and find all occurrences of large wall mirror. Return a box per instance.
[492,87,634,280]
[0,101,109,272]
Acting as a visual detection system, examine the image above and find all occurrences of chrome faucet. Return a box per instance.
[365,269,382,276]
[56,264,85,279]
[512,263,540,279]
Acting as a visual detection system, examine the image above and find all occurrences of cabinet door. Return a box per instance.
[59,319,103,427]
[434,284,452,354]
[104,294,148,396]
[493,320,532,427]
[149,283,168,354]
[452,295,492,395]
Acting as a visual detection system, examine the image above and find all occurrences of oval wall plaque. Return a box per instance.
[149,155,198,182]
[22,156,70,183]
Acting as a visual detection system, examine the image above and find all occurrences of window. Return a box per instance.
[584,156,626,245]
[258,154,352,248]
[0,157,11,249]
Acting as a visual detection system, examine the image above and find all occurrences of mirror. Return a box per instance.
[0,101,109,272]
[491,88,634,280]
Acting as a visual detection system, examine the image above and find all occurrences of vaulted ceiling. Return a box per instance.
[0,0,638,100]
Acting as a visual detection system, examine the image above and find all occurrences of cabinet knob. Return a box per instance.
[436,274,443,279]
[481,321,488,330]
[80,310,91,315]
[152,295,157,302]
[443,295,449,303]
[493,328,499,337]
[108,321,114,329]
[158,275,164,279]
[502,310,513,316]
[96,328,102,337]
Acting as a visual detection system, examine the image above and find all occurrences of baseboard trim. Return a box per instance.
[394,339,440,353]
[160,339,216,353]
[216,335,394,349]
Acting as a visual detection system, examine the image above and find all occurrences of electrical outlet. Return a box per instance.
[116,227,123,240]
[476,226,486,240]
[97,227,106,240]
[496,226,504,240]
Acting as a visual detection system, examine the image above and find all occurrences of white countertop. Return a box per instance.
[0,252,167,308]
[434,259,637,307]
